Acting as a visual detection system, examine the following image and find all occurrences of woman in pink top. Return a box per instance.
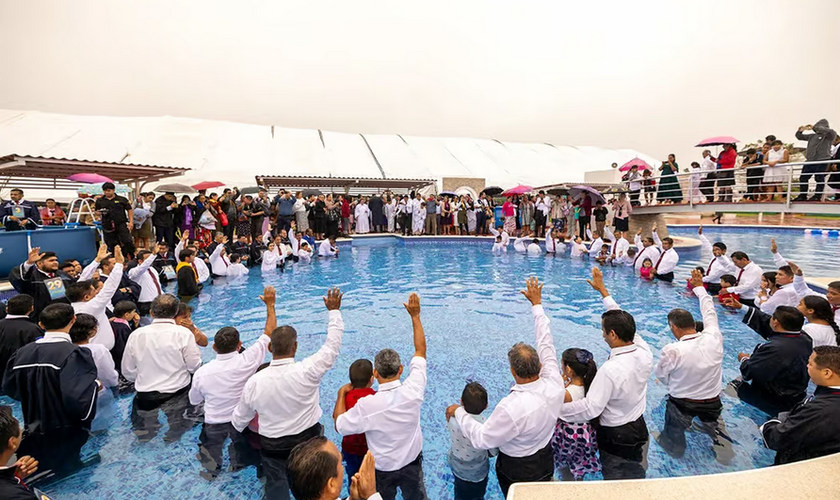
[715,143,738,202]
[502,198,516,235]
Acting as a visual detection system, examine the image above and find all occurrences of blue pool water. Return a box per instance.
[3,231,839,499]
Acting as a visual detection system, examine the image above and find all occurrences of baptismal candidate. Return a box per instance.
[189,286,276,477]
[319,236,339,258]
[723,297,812,416]
[10,247,75,317]
[67,245,125,351]
[445,277,564,497]
[760,346,840,464]
[560,268,653,480]
[127,246,166,316]
[722,252,764,307]
[633,228,661,274]
[651,224,679,282]
[654,270,731,463]
[697,225,734,295]
[762,240,810,314]
[232,288,344,500]
[335,293,428,500]
[786,261,840,325]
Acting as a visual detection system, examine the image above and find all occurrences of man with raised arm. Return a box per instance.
[755,239,799,314]
[560,267,653,479]
[632,227,661,274]
[722,251,764,307]
[651,224,679,282]
[697,225,734,295]
[67,245,125,351]
[444,277,563,497]
[654,269,732,463]
[190,286,276,478]
[335,293,428,500]
[232,287,344,500]
[785,261,840,324]
[9,247,75,316]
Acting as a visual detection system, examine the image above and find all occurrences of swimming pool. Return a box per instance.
[3,231,838,500]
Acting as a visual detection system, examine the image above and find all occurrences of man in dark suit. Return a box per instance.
[9,248,74,317]
[0,295,41,385]
[368,195,384,233]
[152,192,178,249]
[0,189,41,231]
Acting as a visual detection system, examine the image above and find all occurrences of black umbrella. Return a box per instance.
[546,187,569,196]
[302,188,324,198]
[439,191,458,197]
[239,186,264,195]
[481,186,503,196]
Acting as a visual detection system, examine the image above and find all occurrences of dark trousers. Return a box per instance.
[476,211,487,235]
[658,396,723,458]
[799,164,827,198]
[454,475,488,500]
[745,168,763,199]
[103,223,136,256]
[223,218,236,241]
[403,214,413,235]
[700,174,716,201]
[495,444,553,497]
[155,225,176,249]
[578,216,590,239]
[19,427,89,484]
[198,422,260,477]
[277,215,293,232]
[343,451,365,482]
[733,379,805,417]
[629,190,640,205]
[740,298,756,307]
[596,415,649,480]
[260,423,323,500]
[375,453,428,500]
[654,271,674,282]
[250,217,264,240]
[130,385,195,443]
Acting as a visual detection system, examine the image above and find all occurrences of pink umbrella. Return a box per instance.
[696,136,739,147]
[191,181,225,191]
[619,158,652,172]
[501,184,533,196]
[67,172,113,184]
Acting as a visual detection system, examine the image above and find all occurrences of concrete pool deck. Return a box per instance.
[509,452,840,500]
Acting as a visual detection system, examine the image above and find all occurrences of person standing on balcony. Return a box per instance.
[795,119,837,201]
[762,140,789,202]
[741,149,764,201]
[657,154,683,204]
[714,144,738,203]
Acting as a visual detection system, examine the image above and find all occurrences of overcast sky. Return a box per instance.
[1,0,838,168]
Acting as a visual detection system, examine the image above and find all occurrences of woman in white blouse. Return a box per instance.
[798,296,840,347]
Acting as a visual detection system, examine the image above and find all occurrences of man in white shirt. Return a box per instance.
[335,293,428,500]
[534,192,550,237]
[445,278,563,497]
[122,293,202,443]
[760,240,806,314]
[723,251,764,307]
[654,270,732,464]
[232,287,344,500]
[225,254,249,278]
[560,268,653,479]
[208,236,233,277]
[287,438,383,500]
[633,228,661,274]
[699,149,718,201]
[319,236,339,258]
[697,225,734,295]
[785,261,840,325]
[190,286,276,478]
[66,246,124,351]
[175,234,210,283]
[609,229,631,265]
[651,227,679,282]
[127,246,165,316]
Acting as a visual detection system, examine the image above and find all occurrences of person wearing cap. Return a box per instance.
[95,182,135,257]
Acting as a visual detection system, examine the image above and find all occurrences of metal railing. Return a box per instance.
[625,159,838,209]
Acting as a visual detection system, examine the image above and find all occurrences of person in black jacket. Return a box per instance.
[0,406,48,500]
[9,247,74,317]
[0,189,41,231]
[2,303,100,481]
[760,345,840,464]
[152,192,178,249]
[723,298,812,416]
[0,295,41,385]
[176,250,200,300]
[152,246,178,284]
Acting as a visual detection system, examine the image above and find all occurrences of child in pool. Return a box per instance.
[639,258,654,279]
[717,274,740,305]
[595,244,611,265]
[550,348,601,481]
[686,266,706,290]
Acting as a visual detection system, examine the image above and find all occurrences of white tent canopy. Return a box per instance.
[0,109,659,199]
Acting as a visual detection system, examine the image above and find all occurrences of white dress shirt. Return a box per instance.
[699,235,734,284]
[588,237,604,258]
[613,236,630,261]
[558,296,653,426]
[791,275,840,326]
[492,242,506,256]
[489,227,510,247]
[526,243,542,255]
[128,256,163,303]
[513,237,529,253]
[189,335,270,424]
[336,356,426,472]
[209,244,232,276]
[804,323,838,347]
[232,310,344,437]
[121,318,203,393]
[226,262,249,277]
[758,285,800,314]
[454,305,565,457]
[633,235,661,273]
[700,157,716,178]
[318,239,338,257]
[652,231,679,275]
[72,263,122,351]
[654,287,723,399]
[726,261,764,300]
[78,259,100,281]
[81,342,119,388]
[570,241,588,258]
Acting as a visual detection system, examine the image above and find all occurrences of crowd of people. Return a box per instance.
[0,191,839,500]
[620,121,840,205]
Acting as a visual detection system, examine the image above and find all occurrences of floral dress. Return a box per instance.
[551,384,601,479]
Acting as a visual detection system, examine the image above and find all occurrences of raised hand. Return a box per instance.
[403,292,421,317]
[323,287,343,311]
[181,231,190,242]
[698,224,703,235]
[94,243,109,262]
[770,238,778,254]
[26,247,44,265]
[636,227,643,236]
[586,267,608,296]
[260,286,276,307]
[652,222,658,232]
[689,268,705,289]
[520,276,543,306]
[788,261,803,276]
[114,245,125,264]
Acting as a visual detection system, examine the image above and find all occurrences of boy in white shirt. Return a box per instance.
[413,202,427,235]
[70,313,118,389]
[226,254,249,277]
